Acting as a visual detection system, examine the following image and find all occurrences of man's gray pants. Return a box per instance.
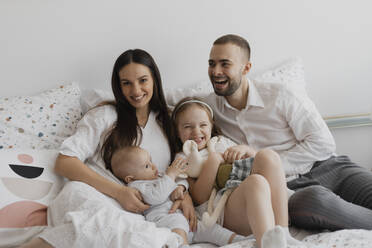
[288,155,372,230]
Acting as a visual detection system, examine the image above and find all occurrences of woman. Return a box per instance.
[21,49,196,247]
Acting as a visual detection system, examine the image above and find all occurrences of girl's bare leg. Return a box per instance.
[19,237,53,248]
[251,149,288,227]
[223,174,275,248]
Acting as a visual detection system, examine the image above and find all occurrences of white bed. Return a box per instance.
[1,58,372,247]
[3,178,372,248]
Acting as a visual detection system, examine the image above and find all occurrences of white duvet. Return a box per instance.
[8,180,372,248]
[38,181,182,248]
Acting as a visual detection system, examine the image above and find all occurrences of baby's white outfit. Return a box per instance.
[129,175,190,232]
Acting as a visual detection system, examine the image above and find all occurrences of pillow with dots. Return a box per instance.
[0,82,83,150]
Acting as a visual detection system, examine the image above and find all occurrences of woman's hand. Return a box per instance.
[170,185,186,201]
[169,192,197,232]
[114,185,150,214]
[223,145,257,163]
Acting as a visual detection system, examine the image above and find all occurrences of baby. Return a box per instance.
[111,146,246,247]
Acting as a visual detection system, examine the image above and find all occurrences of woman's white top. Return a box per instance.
[59,105,171,184]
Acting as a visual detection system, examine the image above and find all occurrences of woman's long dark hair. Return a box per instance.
[101,49,176,171]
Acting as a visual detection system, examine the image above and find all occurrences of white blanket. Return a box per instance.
[39,181,182,248]
[39,181,372,248]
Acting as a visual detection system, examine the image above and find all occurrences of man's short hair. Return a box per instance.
[213,34,251,61]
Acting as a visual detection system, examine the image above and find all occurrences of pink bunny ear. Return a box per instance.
[183,140,198,155]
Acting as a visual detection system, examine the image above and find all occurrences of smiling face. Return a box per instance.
[208,43,251,97]
[119,62,154,114]
[176,104,213,150]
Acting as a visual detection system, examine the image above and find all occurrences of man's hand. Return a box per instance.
[223,145,257,163]
[115,185,150,214]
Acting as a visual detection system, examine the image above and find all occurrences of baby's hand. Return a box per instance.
[166,157,188,180]
[223,145,257,163]
[170,185,186,201]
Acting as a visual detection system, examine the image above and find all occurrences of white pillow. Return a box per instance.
[252,57,305,86]
[0,82,83,150]
[0,149,63,246]
[80,88,114,114]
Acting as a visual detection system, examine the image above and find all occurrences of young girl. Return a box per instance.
[171,97,303,248]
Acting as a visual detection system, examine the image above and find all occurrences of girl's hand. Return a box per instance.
[223,145,257,163]
[170,185,186,201]
[208,151,225,165]
[169,192,197,232]
[115,185,150,214]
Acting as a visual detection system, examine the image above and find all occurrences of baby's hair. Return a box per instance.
[111,146,142,182]
[171,97,222,151]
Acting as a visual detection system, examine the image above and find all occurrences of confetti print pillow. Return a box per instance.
[0,82,83,150]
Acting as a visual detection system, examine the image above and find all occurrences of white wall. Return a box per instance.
[331,126,372,169]
[1,0,372,168]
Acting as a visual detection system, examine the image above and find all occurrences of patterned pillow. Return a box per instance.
[0,82,83,150]
[0,149,63,246]
[0,149,63,228]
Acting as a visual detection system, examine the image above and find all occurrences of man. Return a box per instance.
[203,34,372,230]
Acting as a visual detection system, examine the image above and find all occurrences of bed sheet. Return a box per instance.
[192,228,372,248]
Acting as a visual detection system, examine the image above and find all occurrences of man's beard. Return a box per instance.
[213,76,242,96]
